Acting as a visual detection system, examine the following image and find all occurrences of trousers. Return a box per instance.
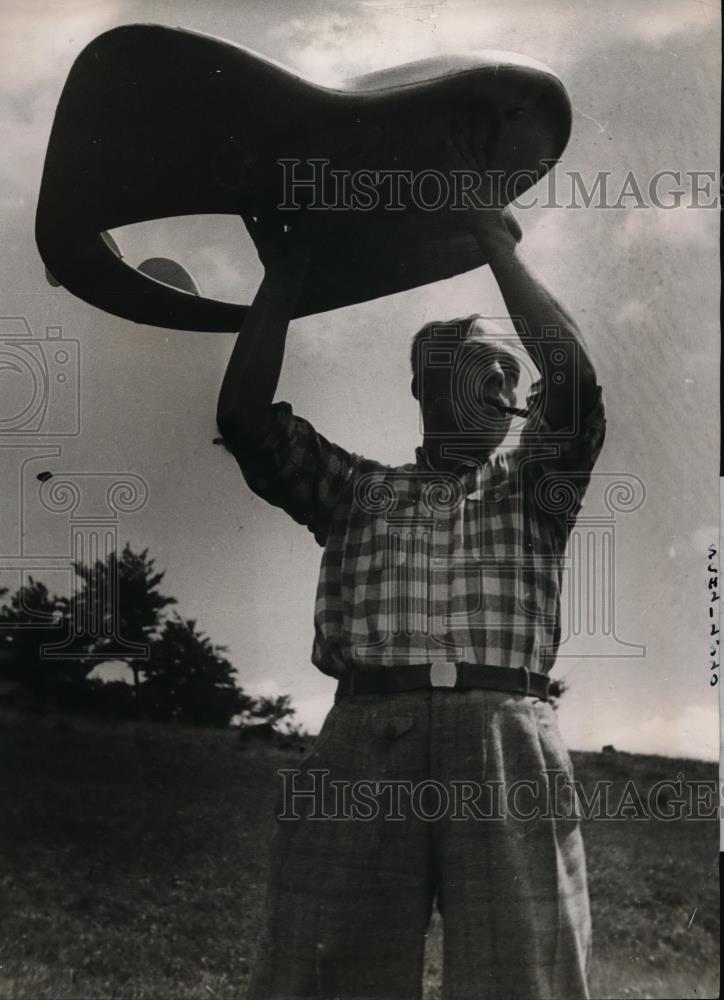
[247,688,591,1000]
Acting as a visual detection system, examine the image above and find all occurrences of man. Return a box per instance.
[217,136,606,1000]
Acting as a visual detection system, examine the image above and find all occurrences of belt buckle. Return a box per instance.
[430,662,457,689]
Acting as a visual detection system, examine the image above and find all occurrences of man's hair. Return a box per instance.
[409,313,481,375]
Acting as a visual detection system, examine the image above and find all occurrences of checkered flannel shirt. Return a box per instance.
[230,382,606,678]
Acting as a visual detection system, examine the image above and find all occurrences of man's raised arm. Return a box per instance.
[216,218,310,449]
[474,216,599,430]
[444,125,599,430]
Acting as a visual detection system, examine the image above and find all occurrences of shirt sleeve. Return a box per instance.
[518,380,607,527]
[223,402,361,546]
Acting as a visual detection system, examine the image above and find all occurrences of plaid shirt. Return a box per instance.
[231,382,606,678]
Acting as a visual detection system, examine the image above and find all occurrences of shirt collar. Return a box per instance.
[415,444,484,471]
[414,445,487,494]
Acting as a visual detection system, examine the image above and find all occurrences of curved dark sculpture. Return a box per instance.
[36,24,571,332]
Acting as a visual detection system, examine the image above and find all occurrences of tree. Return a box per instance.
[70,544,176,687]
[0,577,87,704]
[139,614,255,727]
[0,553,297,731]
[252,694,298,731]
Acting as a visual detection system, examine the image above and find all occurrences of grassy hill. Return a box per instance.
[0,708,719,999]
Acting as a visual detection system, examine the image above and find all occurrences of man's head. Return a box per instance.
[410,314,521,450]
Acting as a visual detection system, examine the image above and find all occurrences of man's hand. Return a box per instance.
[241,208,312,291]
[443,112,522,261]
[217,210,312,449]
[442,109,598,428]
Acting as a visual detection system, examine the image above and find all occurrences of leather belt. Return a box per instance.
[335,662,550,701]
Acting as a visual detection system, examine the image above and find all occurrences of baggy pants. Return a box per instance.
[247,688,592,1000]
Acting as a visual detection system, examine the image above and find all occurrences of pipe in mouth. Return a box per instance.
[492,402,530,419]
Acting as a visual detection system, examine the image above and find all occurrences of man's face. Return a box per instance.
[415,321,520,447]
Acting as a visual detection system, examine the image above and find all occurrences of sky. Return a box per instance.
[0,0,720,761]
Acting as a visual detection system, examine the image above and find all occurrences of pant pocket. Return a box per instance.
[533,702,575,779]
[533,701,582,824]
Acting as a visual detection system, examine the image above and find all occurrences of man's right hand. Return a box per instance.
[217,211,311,449]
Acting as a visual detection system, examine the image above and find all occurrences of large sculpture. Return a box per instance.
[36,24,570,331]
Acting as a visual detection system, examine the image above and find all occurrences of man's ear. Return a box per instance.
[411,374,419,401]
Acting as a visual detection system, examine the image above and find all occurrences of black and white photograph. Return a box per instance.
[0,1,720,998]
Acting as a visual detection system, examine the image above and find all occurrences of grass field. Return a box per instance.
[0,708,719,999]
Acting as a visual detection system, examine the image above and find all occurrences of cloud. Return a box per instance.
[562,700,720,762]
[267,7,511,85]
[625,1,718,44]
[244,676,286,700]
[243,676,334,734]
[620,205,716,249]
[293,690,335,733]
[615,299,650,327]
[0,2,122,205]
[265,0,719,88]
[691,525,721,555]
[0,1,121,97]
